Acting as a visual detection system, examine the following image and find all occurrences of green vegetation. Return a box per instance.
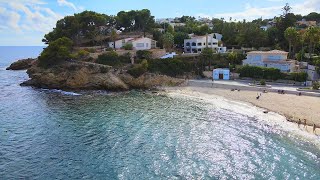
[162,32,174,51]
[285,72,308,82]
[260,79,266,85]
[147,58,193,77]
[96,51,130,66]
[313,82,320,90]
[238,65,283,80]
[123,43,133,50]
[136,50,152,60]
[127,60,148,78]
[77,49,90,59]
[38,37,73,68]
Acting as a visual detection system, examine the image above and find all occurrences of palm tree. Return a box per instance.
[304,27,320,58]
[284,27,298,59]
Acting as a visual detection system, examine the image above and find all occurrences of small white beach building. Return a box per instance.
[213,68,230,80]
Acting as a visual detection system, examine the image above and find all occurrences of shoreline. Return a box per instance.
[163,85,320,136]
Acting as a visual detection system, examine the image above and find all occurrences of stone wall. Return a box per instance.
[89,49,167,59]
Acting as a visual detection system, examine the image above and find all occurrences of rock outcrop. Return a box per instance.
[21,61,184,91]
[6,58,36,70]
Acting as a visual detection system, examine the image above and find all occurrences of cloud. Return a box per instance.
[0,0,63,34]
[0,7,21,31]
[57,0,77,11]
[199,0,320,21]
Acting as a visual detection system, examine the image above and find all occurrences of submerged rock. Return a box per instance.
[21,61,184,91]
[6,58,36,70]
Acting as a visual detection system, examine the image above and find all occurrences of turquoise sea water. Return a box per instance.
[0,47,320,179]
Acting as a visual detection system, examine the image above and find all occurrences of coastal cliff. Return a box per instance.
[6,58,36,70]
[21,61,184,91]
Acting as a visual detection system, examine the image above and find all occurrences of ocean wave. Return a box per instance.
[166,90,320,148]
[41,89,81,96]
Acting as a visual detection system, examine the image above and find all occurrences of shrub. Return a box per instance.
[127,60,148,78]
[260,79,266,85]
[285,72,308,82]
[100,66,109,73]
[313,82,320,90]
[136,50,152,60]
[147,58,192,77]
[104,47,113,51]
[123,43,133,50]
[96,51,120,66]
[38,37,73,68]
[84,48,96,53]
[238,65,283,80]
[77,49,90,58]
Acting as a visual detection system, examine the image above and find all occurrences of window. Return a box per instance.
[198,49,202,52]
[212,42,218,45]
[208,42,211,45]
[136,43,144,47]
[186,42,190,46]
[146,43,149,47]
[192,42,196,46]
[197,42,202,46]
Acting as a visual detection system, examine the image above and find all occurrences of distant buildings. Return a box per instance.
[243,50,297,73]
[184,33,226,54]
[296,19,317,28]
[108,37,157,50]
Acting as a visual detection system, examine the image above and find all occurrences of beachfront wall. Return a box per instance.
[243,50,297,73]
[213,69,230,80]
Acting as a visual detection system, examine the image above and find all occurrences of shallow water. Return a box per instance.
[0,47,320,179]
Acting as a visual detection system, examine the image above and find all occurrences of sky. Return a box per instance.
[0,0,320,46]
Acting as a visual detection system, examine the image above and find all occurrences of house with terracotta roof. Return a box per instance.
[108,37,157,50]
[242,50,298,73]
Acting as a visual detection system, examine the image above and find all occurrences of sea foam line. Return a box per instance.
[165,89,320,148]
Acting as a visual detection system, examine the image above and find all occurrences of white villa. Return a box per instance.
[184,33,226,54]
[108,37,157,50]
[242,50,297,73]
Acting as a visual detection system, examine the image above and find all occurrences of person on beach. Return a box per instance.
[298,119,301,128]
[313,124,317,134]
[304,119,307,128]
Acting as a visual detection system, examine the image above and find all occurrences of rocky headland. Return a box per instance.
[6,58,36,70]
[19,60,184,91]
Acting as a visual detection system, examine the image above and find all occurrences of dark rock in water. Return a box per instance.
[6,58,36,70]
[21,61,185,91]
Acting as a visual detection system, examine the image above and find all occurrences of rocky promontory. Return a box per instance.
[21,61,185,91]
[6,58,36,70]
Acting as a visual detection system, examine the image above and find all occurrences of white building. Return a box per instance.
[299,62,319,81]
[242,50,297,73]
[213,68,230,80]
[184,33,226,54]
[108,37,157,50]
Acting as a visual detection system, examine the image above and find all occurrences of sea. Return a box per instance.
[0,46,319,179]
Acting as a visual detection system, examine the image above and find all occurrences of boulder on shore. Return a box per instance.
[21,61,185,91]
[6,58,36,70]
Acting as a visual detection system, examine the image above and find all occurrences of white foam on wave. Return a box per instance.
[166,89,320,148]
[41,89,81,96]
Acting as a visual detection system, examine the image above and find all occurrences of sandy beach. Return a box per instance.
[164,85,320,135]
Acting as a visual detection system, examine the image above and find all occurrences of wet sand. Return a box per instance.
[164,86,320,135]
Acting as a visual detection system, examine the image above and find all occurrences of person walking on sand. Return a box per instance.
[313,124,317,134]
[298,119,301,128]
[304,119,307,128]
